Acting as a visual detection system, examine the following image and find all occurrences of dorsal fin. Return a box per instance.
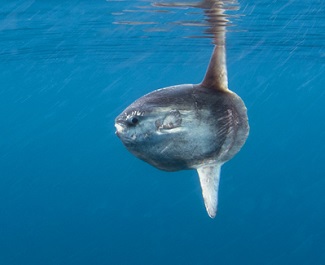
[154,0,230,92]
[201,45,228,91]
[200,1,229,92]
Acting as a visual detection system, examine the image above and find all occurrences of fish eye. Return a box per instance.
[132,117,138,124]
[128,117,139,125]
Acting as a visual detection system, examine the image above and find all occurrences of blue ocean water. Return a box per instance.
[0,0,324,264]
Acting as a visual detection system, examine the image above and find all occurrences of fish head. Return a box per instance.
[115,105,164,146]
[114,85,203,171]
[115,97,186,164]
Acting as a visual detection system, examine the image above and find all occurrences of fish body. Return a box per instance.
[115,82,249,218]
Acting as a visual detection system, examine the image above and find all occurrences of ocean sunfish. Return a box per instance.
[115,43,249,218]
[115,5,249,217]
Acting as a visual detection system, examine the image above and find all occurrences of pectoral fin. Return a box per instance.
[197,163,222,218]
[156,110,182,133]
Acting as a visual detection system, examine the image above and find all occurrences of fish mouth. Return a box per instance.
[114,121,133,144]
[114,116,128,134]
[115,124,138,149]
[115,122,125,137]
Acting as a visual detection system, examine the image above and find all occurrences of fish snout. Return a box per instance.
[115,119,127,137]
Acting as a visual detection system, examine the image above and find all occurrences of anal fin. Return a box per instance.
[197,163,222,218]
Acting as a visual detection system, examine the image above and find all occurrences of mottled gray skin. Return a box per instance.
[115,83,249,172]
